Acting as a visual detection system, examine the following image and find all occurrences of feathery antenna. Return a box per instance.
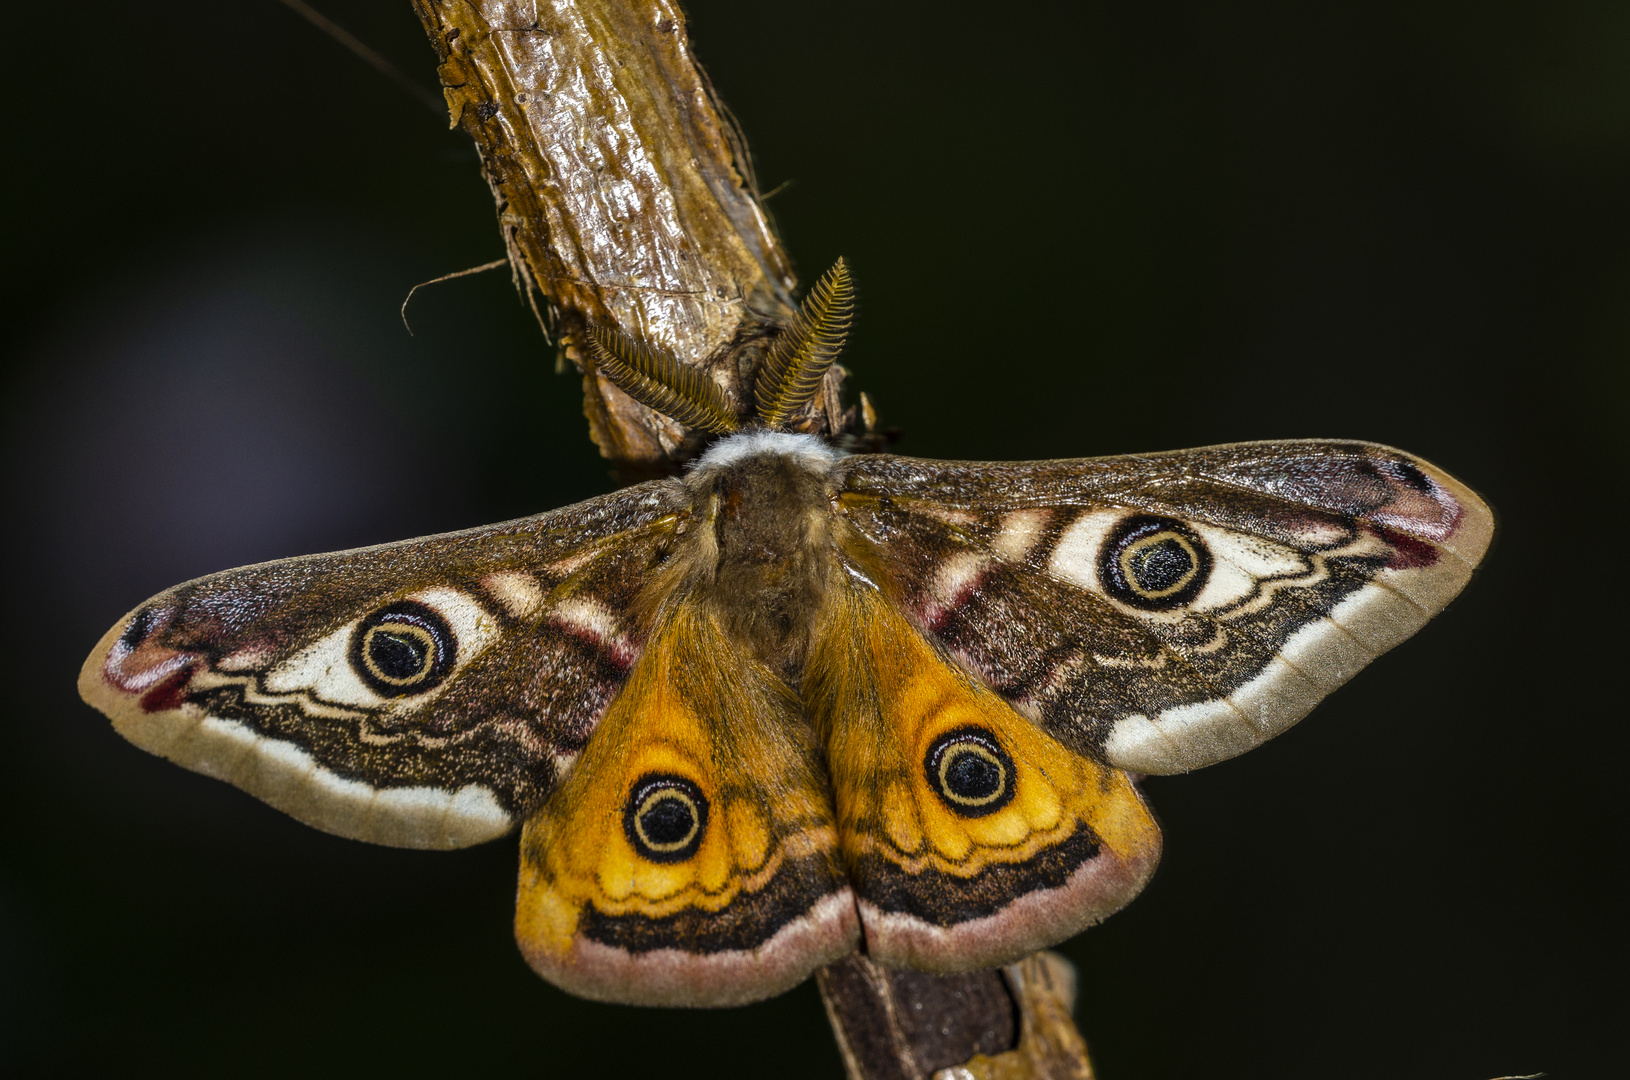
[754,259,854,429]
[586,329,741,435]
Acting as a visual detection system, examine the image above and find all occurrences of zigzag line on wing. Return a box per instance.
[547,823,840,920]
[918,562,1254,746]
[1194,548,1330,621]
[191,669,369,722]
[852,829,1105,926]
[846,814,1091,877]
[577,852,847,955]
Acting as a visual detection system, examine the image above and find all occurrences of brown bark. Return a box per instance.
[410,0,863,473]
[819,954,1095,1080]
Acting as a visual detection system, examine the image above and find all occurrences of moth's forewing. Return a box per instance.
[834,440,1494,776]
[78,483,686,849]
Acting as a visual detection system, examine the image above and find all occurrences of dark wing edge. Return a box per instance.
[78,481,687,849]
[833,440,1495,774]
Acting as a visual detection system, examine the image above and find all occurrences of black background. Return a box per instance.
[4,1,1625,1076]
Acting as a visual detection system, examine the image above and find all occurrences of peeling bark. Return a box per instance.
[410,0,863,473]
[820,954,1096,1080]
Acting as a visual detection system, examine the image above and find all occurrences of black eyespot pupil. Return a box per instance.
[639,796,694,845]
[1100,515,1212,610]
[945,751,1001,800]
[924,727,1016,818]
[623,774,709,862]
[349,601,456,696]
[1128,537,1193,592]
[368,630,429,680]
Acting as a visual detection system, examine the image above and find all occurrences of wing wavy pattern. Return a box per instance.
[79,481,688,849]
[833,440,1494,774]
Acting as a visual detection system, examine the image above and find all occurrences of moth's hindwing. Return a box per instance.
[77,482,688,849]
[806,576,1161,972]
[835,440,1495,774]
[515,602,859,1007]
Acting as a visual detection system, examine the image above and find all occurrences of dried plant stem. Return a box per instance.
[818,953,1095,1080]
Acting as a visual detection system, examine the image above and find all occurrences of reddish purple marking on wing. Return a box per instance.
[100,605,203,709]
[549,619,638,671]
[140,666,196,713]
[1368,526,1443,570]
[920,560,990,635]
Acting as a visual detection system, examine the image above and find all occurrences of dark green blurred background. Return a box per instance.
[4,1,1625,1076]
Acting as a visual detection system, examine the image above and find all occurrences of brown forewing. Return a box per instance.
[830,441,1494,770]
[79,480,690,843]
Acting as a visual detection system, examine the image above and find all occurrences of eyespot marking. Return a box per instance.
[349,601,455,696]
[119,606,162,650]
[1390,457,1434,494]
[623,773,709,863]
[924,727,1015,818]
[1099,516,1212,610]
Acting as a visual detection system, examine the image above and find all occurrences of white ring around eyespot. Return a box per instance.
[359,622,439,686]
[259,587,500,709]
[937,742,1008,807]
[633,789,701,853]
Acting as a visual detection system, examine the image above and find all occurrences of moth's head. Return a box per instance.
[687,430,841,477]
[584,259,854,439]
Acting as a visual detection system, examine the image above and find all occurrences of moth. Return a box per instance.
[80,261,1493,1007]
